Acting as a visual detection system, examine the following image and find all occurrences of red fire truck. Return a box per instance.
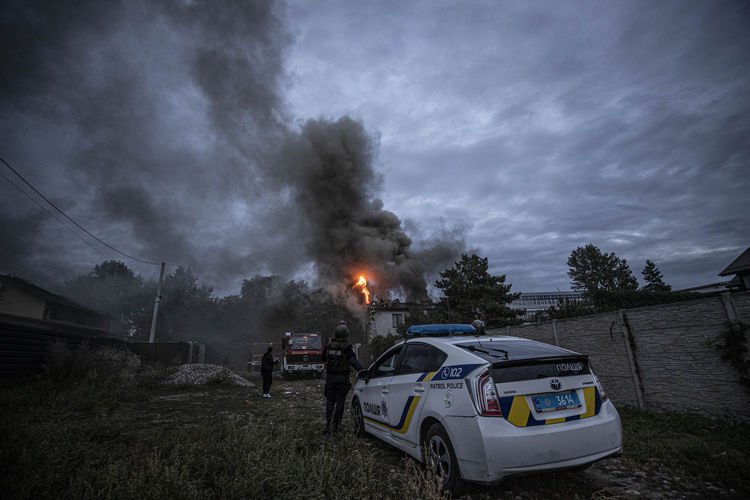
[281,331,324,378]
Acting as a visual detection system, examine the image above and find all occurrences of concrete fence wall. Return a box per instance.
[490,291,750,421]
[0,313,204,376]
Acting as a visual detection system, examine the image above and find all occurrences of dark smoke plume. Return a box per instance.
[271,117,462,304]
[1,0,463,306]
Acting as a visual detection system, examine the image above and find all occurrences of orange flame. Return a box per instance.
[353,275,371,304]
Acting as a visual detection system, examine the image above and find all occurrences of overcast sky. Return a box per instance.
[2,0,749,298]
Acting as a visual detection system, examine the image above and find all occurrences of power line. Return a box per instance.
[0,157,161,266]
[0,169,112,260]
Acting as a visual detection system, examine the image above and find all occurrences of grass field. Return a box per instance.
[1,350,748,499]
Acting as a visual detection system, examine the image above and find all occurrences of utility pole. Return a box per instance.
[148,262,166,343]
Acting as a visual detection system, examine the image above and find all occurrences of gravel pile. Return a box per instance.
[164,364,254,387]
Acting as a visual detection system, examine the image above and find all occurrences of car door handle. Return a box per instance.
[382,388,389,395]
[414,384,426,393]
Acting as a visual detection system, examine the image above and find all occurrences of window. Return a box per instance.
[370,345,403,378]
[288,336,322,350]
[398,343,447,375]
[492,358,589,383]
[392,313,404,328]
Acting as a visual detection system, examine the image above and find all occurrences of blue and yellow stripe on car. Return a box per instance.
[363,371,437,434]
[499,387,602,427]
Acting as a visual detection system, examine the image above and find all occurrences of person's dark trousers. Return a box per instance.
[261,370,272,394]
[324,373,351,429]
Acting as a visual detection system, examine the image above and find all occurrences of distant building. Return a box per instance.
[366,299,435,340]
[0,275,109,331]
[719,245,750,291]
[511,291,584,320]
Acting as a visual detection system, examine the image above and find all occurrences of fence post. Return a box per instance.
[618,309,645,410]
[552,319,560,346]
[187,341,195,363]
[721,292,740,322]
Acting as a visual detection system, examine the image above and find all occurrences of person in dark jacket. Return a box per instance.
[261,346,278,398]
[321,321,364,434]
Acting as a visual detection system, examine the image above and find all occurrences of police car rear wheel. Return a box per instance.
[425,423,460,491]
[351,399,365,438]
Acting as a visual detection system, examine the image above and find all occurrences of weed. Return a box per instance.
[618,406,750,493]
[0,368,447,499]
[3,360,749,499]
[709,321,750,389]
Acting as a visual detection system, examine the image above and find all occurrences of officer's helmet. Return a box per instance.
[471,319,486,335]
[334,322,349,339]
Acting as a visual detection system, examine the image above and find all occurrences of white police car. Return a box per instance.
[350,324,623,489]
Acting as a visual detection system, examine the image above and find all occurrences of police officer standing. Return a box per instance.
[322,321,364,434]
[471,319,487,335]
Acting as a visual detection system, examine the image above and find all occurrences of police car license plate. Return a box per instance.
[532,391,581,413]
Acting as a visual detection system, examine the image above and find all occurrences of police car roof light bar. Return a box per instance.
[406,323,477,336]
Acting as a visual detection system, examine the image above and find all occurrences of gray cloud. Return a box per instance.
[268,116,463,303]
[1,0,466,301]
[2,0,748,302]
[286,0,749,292]
[2,0,295,291]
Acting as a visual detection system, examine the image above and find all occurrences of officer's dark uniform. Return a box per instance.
[322,323,363,433]
[261,347,277,397]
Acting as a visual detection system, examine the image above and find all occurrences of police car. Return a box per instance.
[350,324,622,489]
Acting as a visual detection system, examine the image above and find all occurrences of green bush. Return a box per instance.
[45,341,141,383]
[369,334,401,360]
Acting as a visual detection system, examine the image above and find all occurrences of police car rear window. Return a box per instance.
[491,357,590,384]
[456,339,578,361]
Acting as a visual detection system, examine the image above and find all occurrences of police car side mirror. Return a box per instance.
[357,369,370,382]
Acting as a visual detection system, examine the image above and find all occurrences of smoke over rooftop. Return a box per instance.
[270,117,463,304]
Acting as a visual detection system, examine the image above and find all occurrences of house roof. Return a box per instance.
[719,246,750,276]
[0,274,100,314]
[370,300,435,311]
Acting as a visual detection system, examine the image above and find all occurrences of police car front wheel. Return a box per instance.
[425,423,461,491]
[350,398,365,438]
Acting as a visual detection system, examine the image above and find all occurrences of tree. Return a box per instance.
[567,244,638,298]
[641,260,671,292]
[545,297,595,320]
[163,266,213,305]
[158,266,216,342]
[235,274,361,347]
[241,275,279,305]
[434,254,521,328]
[62,260,152,337]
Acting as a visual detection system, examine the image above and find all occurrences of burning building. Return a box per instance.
[271,117,464,315]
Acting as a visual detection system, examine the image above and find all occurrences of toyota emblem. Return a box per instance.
[550,378,562,391]
[303,355,309,362]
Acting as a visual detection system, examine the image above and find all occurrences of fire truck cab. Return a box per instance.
[281,331,324,378]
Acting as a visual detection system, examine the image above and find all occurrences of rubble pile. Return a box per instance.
[164,364,254,387]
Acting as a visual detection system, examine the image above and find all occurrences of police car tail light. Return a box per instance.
[476,370,502,417]
[591,367,609,402]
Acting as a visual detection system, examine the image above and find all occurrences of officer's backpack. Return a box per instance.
[326,339,350,373]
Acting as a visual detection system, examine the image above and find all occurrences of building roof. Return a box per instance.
[719,246,750,276]
[674,281,730,293]
[0,274,99,314]
[369,300,435,311]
